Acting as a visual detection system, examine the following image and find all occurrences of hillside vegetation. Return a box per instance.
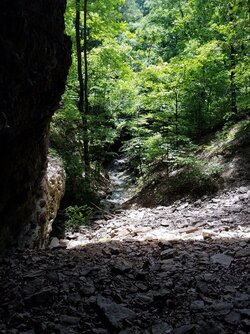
[50,0,249,207]
[124,118,250,207]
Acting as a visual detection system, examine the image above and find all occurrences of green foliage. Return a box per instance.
[203,119,250,159]
[65,205,93,230]
[51,0,128,202]
[171,160,219,198]
[51,0,249,205]
[219,119,250,155]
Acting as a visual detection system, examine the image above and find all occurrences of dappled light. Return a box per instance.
[61,184,250,250]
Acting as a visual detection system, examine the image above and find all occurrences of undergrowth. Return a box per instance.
[65,205,93,231]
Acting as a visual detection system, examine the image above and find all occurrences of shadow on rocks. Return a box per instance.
[0,236,249,334]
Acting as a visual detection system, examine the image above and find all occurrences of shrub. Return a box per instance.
[65,205,93,231]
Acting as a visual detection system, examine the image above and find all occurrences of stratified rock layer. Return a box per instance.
[0,0,71,251]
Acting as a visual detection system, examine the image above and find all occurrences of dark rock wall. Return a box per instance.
[0,0,71,251]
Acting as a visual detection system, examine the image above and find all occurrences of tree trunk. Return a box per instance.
[230,44,237,115]
[229,4,237,115]
[174,89,179,147]
[83,0,90,178]
[75,0,90,181]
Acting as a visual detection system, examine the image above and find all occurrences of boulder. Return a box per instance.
[0,0,71,251]
[19,155,66,248]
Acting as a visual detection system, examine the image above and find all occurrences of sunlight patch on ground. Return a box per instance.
[64,225,250,250]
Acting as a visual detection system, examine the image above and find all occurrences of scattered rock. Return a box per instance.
[151,321,173,334]
[210,302,233,315]
[60,315,80,325]
[173,324,196,334]
[235,248,250,258]
[202,229,216,239]
[96,295,136,329]
[190,300,205,312]
[160,249,176,259]
[24,287,55,306]
[0,185,249,333]
[134,293,153,305]
[239,308,250,317]
[224,311,241,325]
[241,318,250,328]
[49,237,60,249]
[210,253,234,267]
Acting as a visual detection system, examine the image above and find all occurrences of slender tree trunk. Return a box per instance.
[75,0,90,181]
[83,0,90,179]
[229,4,237,115]
[230,44,237,115]
[174,89,179,147]
[175,91,178,133]
[75,0,83,114]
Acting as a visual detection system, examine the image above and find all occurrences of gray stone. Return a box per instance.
[60,315,80,325]
[241,319,250,328]
[238,186,249,193]
[239,241,247,247]
[134,293,153,305]
[92,329,109,334]
[112,260,132,273]
[24,287,55,306]
[235,248,250,258]
[53,324,78,334]
[196,280,210,294]
[190,300,205,311]
[49,237,60,249]
[80,280,95,296]
[96,295,136,329]
[135,282,148,291]
[239,308,250,317]
[150,289,171,300]
[151,321,173,334]
[229,205,242,213]
[160,249,176,259]
[173,324,196,334]
[195,320,225,334]
[203,273,214,282]
[234,293,250,307]
[210,302,233,315]
[210,253,233,267]
[224,311,241,325]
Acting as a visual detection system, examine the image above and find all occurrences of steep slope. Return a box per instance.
[124,119,250,208]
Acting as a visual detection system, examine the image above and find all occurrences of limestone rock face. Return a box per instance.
[19,156,66,248]
[0,0,71,251]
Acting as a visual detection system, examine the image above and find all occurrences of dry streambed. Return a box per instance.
[0,185,249,333]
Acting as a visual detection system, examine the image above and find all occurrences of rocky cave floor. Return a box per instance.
[0,185,250,334]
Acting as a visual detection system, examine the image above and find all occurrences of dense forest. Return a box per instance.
[50,0,249,205]
[1,1,250,332]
